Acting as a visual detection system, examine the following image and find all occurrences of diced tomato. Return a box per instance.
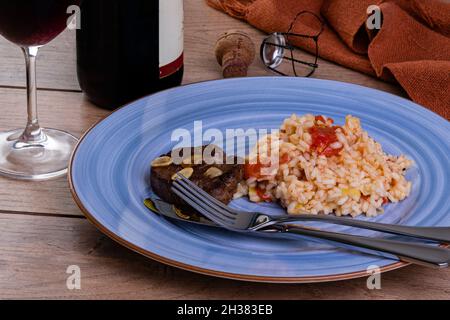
[279,153,290,165]
[245,154,291,179]
[309,126,337,146]
[321,145,342,157]
[309,125,343,157]
[256,187,272,202]
[315,115,326,123]
[315,115,334,125]
[244,163,263,179]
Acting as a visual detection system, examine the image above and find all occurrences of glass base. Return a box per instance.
[0,128,78,181]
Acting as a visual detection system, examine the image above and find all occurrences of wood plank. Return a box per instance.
[1,212,449,299]
[0,88,108,216]
[0,0,404,98]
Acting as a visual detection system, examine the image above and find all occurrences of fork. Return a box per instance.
[172,175,450,268]
[172,175,450,243]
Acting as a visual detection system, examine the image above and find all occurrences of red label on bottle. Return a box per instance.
[160,53,183,78]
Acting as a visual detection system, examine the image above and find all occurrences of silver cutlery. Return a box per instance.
[168,174,450,242]
[169,174,450,268]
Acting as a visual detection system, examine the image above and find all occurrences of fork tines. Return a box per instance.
[171,174,237,228]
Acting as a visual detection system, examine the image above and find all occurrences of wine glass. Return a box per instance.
[0,0,80,180]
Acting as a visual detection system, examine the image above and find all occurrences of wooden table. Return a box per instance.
[0,1,448,300]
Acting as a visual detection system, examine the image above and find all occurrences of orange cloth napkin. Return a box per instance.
[206,0,450,120]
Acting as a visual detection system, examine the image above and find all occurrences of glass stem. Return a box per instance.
[20,46,46,144]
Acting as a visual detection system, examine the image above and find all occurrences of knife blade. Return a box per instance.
[144,196,218,227]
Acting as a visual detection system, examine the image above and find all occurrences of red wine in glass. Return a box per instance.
[0,0,79,46]
[0,0,80,180]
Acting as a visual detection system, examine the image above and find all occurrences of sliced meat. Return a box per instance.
[150,145,244,215]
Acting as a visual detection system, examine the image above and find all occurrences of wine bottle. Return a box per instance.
[76,0,184,109]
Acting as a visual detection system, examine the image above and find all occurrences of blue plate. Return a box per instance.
[69,77,450,283]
